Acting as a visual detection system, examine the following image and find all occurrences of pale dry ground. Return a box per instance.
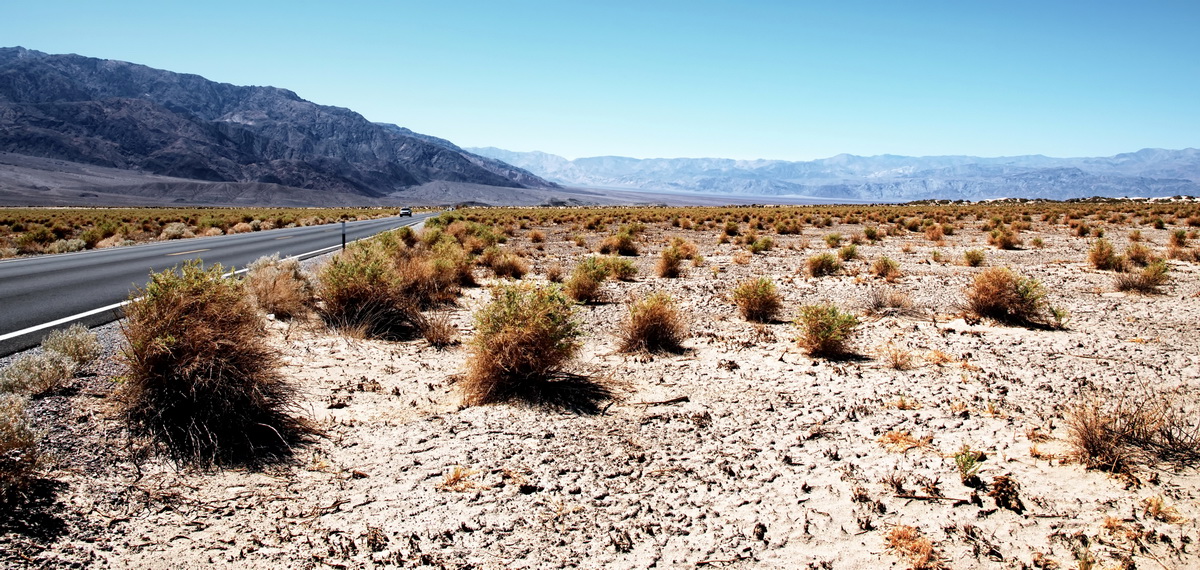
[6,215,1200,569]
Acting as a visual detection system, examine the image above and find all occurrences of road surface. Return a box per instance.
[0,212,436,356]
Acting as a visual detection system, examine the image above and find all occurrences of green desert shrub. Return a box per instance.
[604,257,638,281]
[732,277,782,323]
[120,261,308,466]
[748,236,774,254]
[870,256,901,281]
[619,293,687,354]
[838,244,858,261]
[462,284,583,405]
[794,304,859,358]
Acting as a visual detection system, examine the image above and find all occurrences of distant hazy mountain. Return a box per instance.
[0,47,556,204]
[469,147,1200,201]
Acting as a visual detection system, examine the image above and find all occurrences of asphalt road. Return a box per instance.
[0,212,436,356]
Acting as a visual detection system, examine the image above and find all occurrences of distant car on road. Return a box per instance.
[400,207,412,217]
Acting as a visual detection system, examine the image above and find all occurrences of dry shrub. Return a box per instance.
[866,287,914,315]
[598,231,638,256]
[619,293,687,353]
[1168,229,1188,248]
[527,229,546,243]
[120,261,307,467]
[881,344,914,370]
[544,263,564,283]
[807,253,841,277]
[461,284,582,405]
[658,247,684,278]
[1124,243,1154,267]
[1088,238,1123,271]
[965,267,1046,325]
[41,323,101,367]
[316,243,426,338]
[245,254,313,319]
[963,249,986,267]
[564,257,609,302]
[987,228,1020,249]
[159,222,193,240]
[228,222,254,234]
[0,393,40,504]
[886,526,943,569]
[422,311,459,349]
[1113,261,1169,294]
[795,304,858,358]
[1067,389,1200,473]
[489,251,529,279]
[871,256,901,281]
[732,277,781,322]
[924,223,944,242]
[604,257,638,281]
[0,352,75,395]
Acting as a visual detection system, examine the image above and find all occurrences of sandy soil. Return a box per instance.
[5,213,1200,569]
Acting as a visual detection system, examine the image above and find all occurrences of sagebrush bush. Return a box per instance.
[1114,260,1169,294]
[462,284,583,405]
[0,352,75,395]
[41,323,101,367]
[245,255,313,319]
[619,293,687,353]
[732,277,782,322]
[795,304,859,358]
[965,267,1046,325]
[120,261,307,466]
[807,253,841,277]
[0,393,40,504]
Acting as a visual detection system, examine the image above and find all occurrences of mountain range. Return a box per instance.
[468,147,1200,202]
[0,47,559,206]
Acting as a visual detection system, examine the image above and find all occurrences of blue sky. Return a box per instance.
[3,1,1198,160]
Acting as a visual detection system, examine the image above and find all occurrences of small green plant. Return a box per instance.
[732,277,782,323]
[748,236,774,254]
[462,283,583,405]
[963,249,986,267]
[619,293,687,353]
[955,445,985,487]
[1049,306,1070,330]
[838,244,858,261]
[824,233,843,248]
[807,253,842,277]
[794,304,858,358]
[604,257,638,281]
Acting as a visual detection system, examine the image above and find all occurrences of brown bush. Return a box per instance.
[1088,238,1124,271]
[965,267,1046,324]
[619,293,687,353]
[461,284,583,405]
[0,352,75,395]
[794,304,858,358]
[564,257,608,303]
[886,525,943,569]
[422,311,459,349]
[245,255,313,319]
[732,277,782,322]
[316,244,426,338]
[657,247,684,278]
[120,261,308,467]
[1067,389,1200,473]
[0,393,40,504]
[1113,261,1169,294]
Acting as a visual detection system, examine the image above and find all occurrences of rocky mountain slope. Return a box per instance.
[469,146,1200,201]
[0,47,556,204]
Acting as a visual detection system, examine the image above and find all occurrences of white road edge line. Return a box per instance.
[0,218,424,343]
